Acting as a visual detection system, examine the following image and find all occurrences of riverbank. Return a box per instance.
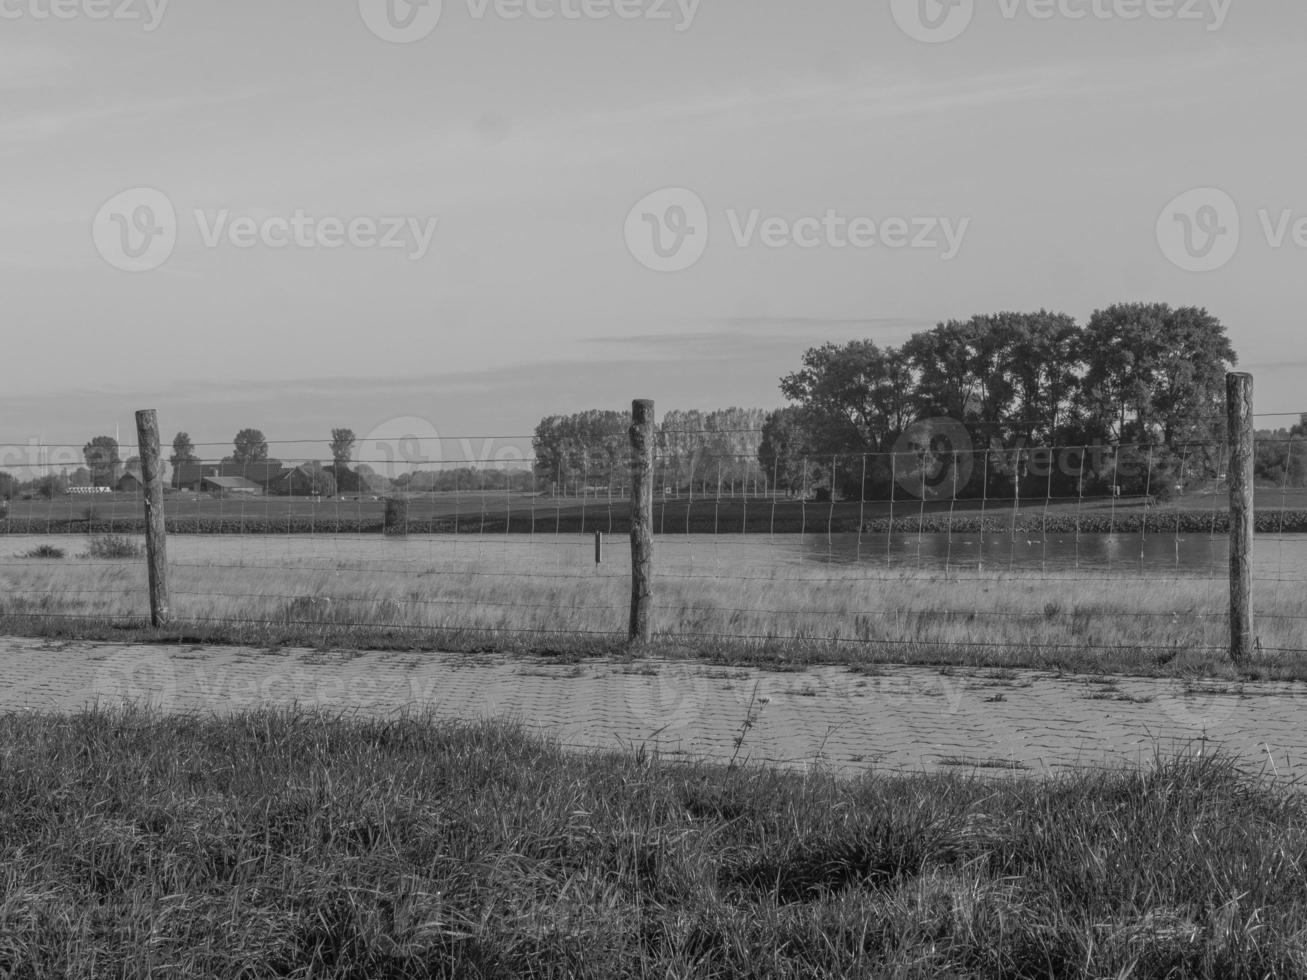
[4,509,1307,536]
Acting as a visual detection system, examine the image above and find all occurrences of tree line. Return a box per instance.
[532,408,769,495]
[531,304,1303,502]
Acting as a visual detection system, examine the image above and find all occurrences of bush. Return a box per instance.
[82,535,144,560]
[383,497,409,536]
[20,544,65,559]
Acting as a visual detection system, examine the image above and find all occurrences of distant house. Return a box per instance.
[175,461,289,492]
[202,476,264,498]
[219,461,288,488]
[275,463,331,496]
[173,463,218,491]
[116,467,144,493]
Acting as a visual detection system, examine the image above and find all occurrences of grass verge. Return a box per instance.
[0,556,1303,680]
[1,705,1304,978]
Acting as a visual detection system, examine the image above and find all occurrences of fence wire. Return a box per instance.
[0,426,1304,659]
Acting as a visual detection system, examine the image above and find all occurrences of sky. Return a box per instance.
[2,0,1305,473]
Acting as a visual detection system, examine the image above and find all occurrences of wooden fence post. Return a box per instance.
[135,409,171,627]
[629,399,655,645]
[1227,372,1255,664]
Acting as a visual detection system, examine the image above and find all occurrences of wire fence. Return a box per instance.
[0,397,1304,663]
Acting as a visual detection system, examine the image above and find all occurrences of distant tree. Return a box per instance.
[1080,304,1235,445]
[231,429,269,464]
[1255,429,1307,488]
[354,463,391,494]
[781,340,913,457]
[82,436,120,487]
[758,407,815,497]
[532,411,629,494]
[329,429,357,468]
[69,466,92,487]
[170,432,198,467]
[38,472,68,499]
[0,471,15,501]
[300,462,337,497]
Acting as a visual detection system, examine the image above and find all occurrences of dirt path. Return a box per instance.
[5,637,1307,780]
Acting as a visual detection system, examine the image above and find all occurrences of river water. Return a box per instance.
[7,532,1305,581]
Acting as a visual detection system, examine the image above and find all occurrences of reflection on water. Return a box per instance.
[5,532,1306,580]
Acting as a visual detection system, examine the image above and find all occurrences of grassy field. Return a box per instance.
[1,704,1304,978]
[4,488,1307,535]
[1,542,1304,678]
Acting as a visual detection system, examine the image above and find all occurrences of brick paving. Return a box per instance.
[4,637,1307,781]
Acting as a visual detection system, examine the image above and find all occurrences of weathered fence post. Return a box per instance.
[595,530,603,566]
[135,409,171,627]
[629,399,655,645]
[1227,372,1255,664]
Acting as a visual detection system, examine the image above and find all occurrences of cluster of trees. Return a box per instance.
[1255,419,1307,488]
[530,304,1303,502]
[532,408,769,495]
[164,428,373,496]
[765,303,1247,500]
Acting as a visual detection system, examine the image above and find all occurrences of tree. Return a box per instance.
[1080,304,1235,446]
[329,429,356,468]
[779,340,915,497]
[0,471,15,501]
[1079,304,1235,494]
[300,462,337,497]
[231,429,269,464]
[532,411,630,494]
[354,463,391,494]
[82,436,120,487]
[781,340,913,457]
[758,407,814,497]
[170,432,198,468]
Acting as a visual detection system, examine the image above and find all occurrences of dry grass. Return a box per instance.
[0,542,1302,678]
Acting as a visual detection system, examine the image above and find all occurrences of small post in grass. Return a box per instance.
[1227,372,1255,664]
[135,408,171,627]
[594,530,603,566]
[629,399,655,645]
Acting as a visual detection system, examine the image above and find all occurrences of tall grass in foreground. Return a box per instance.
[0,553,1303,676]
[1,705,1305,978]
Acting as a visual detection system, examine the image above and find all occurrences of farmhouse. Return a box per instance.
[173,462,291,492]
[202,476,264,498]
[274,463,330,496]
[116,467,144,493]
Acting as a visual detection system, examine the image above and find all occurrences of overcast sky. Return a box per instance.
[2,0,1304,469]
